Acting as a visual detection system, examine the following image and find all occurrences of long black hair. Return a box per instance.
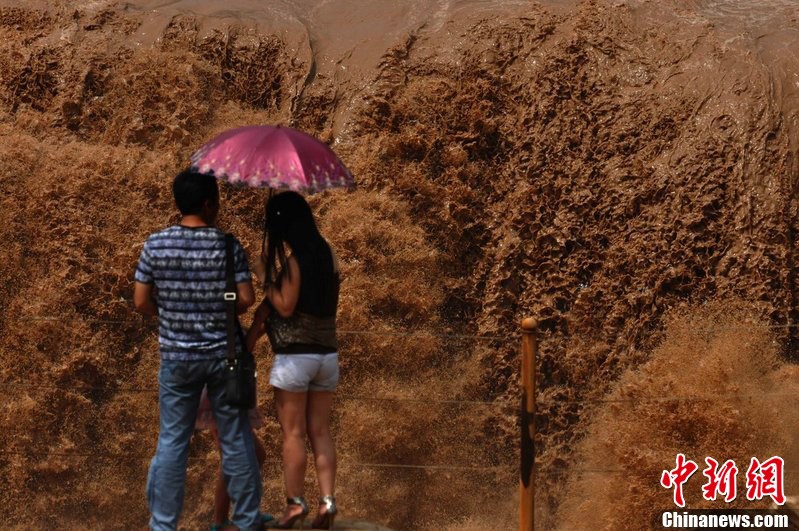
[261,191,335,291]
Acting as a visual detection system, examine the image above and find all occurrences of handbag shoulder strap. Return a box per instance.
[224,234,238,362]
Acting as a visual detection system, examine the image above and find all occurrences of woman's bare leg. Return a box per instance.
[253,430,266,467]
[275,388,308,521]
[213,467,229,525]
[306,391,336,497]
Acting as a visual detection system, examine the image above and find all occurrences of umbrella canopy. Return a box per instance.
[190,125,354,193]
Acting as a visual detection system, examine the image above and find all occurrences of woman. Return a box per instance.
[195,386,273,530]
[246,191,340,530]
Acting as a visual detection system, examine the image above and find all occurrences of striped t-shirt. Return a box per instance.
[134,225,250,361]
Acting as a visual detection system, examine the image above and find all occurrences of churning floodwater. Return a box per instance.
[1,0,799,529]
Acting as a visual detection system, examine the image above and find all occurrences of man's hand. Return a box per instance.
[133,282,158,316]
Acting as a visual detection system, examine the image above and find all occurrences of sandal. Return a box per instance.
[311,496,337,530]
[266,497,308,529]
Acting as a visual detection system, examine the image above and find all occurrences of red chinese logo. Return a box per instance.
[661,453,699,507]
[701,457,738,502]
[661,455,786,507]
[746,456,785,505]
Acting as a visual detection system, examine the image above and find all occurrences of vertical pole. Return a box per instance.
[520,318,537,531]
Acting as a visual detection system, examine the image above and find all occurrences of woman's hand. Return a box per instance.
[246,300,271,352]
[254,298,271,322]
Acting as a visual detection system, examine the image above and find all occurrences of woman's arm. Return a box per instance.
[246,300,271,352]
[252,255,267,287]
[266,256,301,318]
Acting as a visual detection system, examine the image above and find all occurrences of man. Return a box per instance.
[134,169,262,531]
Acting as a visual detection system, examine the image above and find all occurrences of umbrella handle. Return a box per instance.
[260,189,273,287]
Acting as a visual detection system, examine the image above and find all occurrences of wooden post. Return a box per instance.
[520,318,537,531]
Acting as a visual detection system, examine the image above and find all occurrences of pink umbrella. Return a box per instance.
[190,125,354,193]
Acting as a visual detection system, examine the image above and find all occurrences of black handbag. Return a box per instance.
[223,233,257,409]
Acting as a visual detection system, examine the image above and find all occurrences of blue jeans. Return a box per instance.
[146,358,262,531]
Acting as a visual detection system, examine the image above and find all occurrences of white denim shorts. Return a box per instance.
[269,353,339,392]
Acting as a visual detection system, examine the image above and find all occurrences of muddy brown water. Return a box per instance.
[1,0,799,529]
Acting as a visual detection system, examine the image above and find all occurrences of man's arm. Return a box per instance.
[236,280,255,315]
[133,281,158,316]
[231,237,255,314]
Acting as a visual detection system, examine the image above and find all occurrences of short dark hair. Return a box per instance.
[172,169,219,215]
